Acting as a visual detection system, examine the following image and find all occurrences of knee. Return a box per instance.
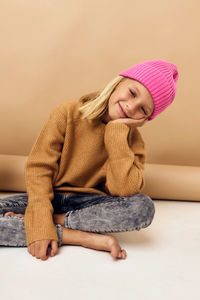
[124,193,155,228]
[140,193,155,223]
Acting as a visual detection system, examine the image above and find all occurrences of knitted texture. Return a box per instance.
[119,59,179,120]
[24,95,146,246]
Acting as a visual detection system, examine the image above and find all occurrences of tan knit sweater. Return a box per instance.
[24,94,146,246]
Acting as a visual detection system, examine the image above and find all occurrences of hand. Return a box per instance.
[109,116,148,128]
[28,239,58,261]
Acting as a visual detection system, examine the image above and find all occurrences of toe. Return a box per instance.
[122,250,127,259]
[4,212,14,216]
[111,248,118,258]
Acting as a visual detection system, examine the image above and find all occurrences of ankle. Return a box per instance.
[61,227,86,246]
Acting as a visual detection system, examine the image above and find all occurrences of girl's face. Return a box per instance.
[102,78,154,123]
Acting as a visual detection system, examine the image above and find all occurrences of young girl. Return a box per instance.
[0,59,179,261]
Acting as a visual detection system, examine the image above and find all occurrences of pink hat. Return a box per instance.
[119,59,179,120]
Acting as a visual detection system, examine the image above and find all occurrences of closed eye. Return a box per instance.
[142,107,147,115]
[129,89,136,98]
[129,89,147,115]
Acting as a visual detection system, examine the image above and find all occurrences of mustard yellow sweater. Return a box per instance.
[24,94,146,246]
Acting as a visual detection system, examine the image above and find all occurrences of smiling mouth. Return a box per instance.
[118,103,128,118]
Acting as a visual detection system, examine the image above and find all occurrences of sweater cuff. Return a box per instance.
[104,122,134,160]
[24,205,58,246]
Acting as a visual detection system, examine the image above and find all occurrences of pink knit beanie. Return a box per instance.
[119,59,179,120]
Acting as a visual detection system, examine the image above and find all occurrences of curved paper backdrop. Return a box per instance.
[0,155,199,201]
[0,1,200,200]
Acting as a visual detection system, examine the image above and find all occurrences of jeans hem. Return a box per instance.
[55,224,63,247]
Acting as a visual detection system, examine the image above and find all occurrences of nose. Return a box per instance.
[125,100,138,116]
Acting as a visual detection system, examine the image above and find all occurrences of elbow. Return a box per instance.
[106,169,145,197]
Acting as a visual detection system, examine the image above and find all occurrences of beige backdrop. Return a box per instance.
[0,0,200,167]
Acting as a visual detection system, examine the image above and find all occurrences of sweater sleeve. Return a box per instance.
[104,122,146,197]
[24,105,67,246]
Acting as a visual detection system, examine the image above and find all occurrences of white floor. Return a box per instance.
[0,193,200,300]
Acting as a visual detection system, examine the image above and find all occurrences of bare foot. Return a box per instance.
[4,212,24,217]
[62,227,127,260]
[107,236,127,259]
[103,235,127,259]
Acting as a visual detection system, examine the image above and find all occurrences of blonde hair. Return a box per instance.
[78,75,125,120]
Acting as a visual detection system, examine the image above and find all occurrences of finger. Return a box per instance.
[131,116,147,121]
[38,242,49,260]
[32,240,47,260]
[137,119,147,127]
[121,118,146,127]
[50,240,58,257]
[34,242,42,259]
[28,245,31,254]
[38,246,48,260]
[125,117,146,123]
[29,243,35,257]
[132,118,147,127]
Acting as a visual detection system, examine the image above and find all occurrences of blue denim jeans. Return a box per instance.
[0,192,155,247]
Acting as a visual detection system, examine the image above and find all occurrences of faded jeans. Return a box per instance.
[0,192,155,247]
